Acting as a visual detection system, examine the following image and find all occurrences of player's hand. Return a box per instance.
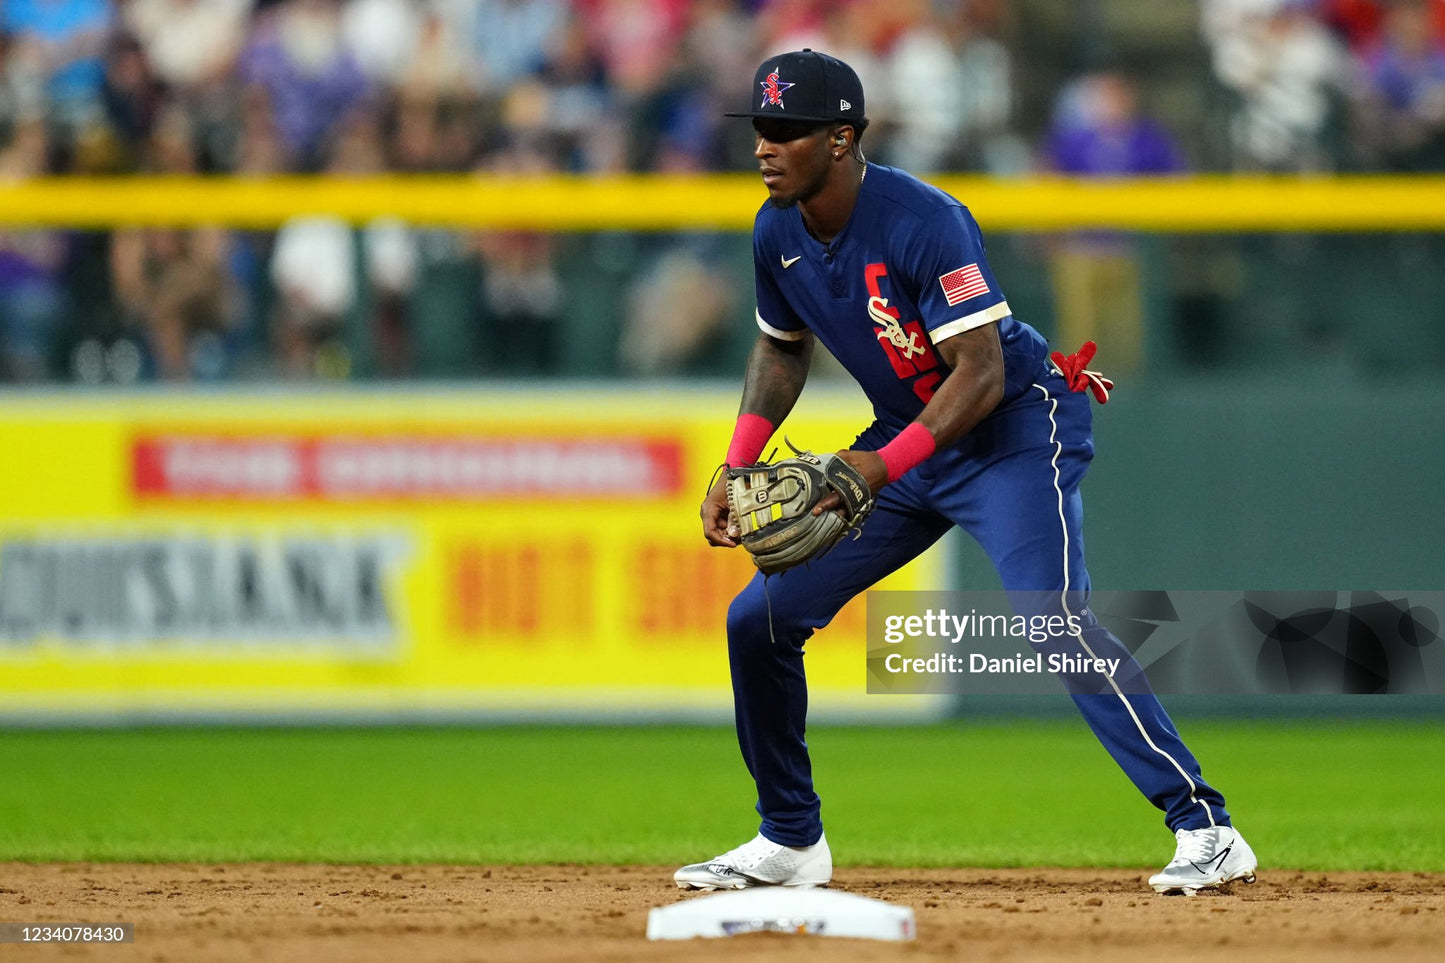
[701,474,741,547]
[812,449,886,516]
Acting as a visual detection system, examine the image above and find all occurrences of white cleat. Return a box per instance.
[1149,826,1258,895]
[674,832,832,891]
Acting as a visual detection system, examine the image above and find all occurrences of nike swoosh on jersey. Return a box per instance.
[781,255,802,269]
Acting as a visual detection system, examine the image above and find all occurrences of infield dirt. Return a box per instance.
[1,863,1442,962]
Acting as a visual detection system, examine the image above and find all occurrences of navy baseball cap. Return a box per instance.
[725,49,866,127]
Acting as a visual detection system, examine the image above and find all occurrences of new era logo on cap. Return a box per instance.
[841,99,851,110]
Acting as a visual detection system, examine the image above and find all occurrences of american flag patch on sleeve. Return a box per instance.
[938,263,989,306]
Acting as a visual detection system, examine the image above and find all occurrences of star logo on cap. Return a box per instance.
[759,67,795,108]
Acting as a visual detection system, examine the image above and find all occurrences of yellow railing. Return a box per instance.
[3,174,1445,231]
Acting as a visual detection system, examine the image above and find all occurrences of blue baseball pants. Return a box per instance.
[727,372,1232,846]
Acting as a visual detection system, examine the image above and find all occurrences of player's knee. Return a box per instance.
[726,587,771,651]
[726,582,810,657]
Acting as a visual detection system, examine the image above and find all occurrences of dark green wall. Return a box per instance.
[950,376,1445,591]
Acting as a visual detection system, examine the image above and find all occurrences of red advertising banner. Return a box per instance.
[132,434,684,501]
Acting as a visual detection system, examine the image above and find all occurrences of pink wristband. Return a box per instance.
[724,413,776,467]
[877,422,936,483]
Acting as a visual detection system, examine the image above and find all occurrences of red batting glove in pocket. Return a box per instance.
[1049,340,1114,404]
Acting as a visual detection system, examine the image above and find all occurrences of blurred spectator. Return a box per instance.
[1351,0,1445,170]
[0,0,113,131]
[877,0,969,173]
[473,228,563,375]
[269,213,354,377]
[101,32,166,164]
[123,0,252,171]
[1323,0,1392,48]
[230,84,287,175]
[0,28,42,127]
[677,0,758,164]
[109,106,241,379]
[270,107,419,378]
[531,14,625,172]
[1046,71,1185,175]
[618,243,735,375]
[0,119,68,381]
[0,108,50,179]
[217,84,287,377]
[124,0,252,90]
[392,90,442,171]
[392,88,484,172]
[1322,0,1445,51]
[363,216,420,377]
[238,0,371,170]
[110,225,236,379]
[879,0,1025,173]
[1044,71,1186,374]
[393,4,472,100]
[340,0,420,87]
[457,0,569,95]
[630,0,756,172]
[573,0,693,175]
[576,0,690,101]
[755,0,830,52]
[471,143,565,375]
[1203,0,1350,171]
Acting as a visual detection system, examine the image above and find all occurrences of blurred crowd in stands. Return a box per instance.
[1,0,1443,382]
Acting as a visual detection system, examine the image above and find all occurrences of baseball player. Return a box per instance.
[675,50,1257,896]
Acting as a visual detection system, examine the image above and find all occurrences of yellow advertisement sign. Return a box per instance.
[0,389,945,718]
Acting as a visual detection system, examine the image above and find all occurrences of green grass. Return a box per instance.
[0,720,1441,870]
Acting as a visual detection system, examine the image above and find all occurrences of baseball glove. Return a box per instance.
[725,442,876,576]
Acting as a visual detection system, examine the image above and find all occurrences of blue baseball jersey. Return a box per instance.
[752,164,1050,434]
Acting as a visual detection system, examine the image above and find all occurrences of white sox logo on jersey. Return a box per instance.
[864,263,941,403]
[868,296,926,359]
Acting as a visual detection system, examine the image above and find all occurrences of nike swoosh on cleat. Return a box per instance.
[781,255,802,269]
[1191,845,1231,875]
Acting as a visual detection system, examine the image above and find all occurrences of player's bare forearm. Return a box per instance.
[703,333,813,548]
[916,323,1005,449]
[737,332,814,426]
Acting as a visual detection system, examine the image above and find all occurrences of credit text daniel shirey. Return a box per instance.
[879,608,1123,676]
